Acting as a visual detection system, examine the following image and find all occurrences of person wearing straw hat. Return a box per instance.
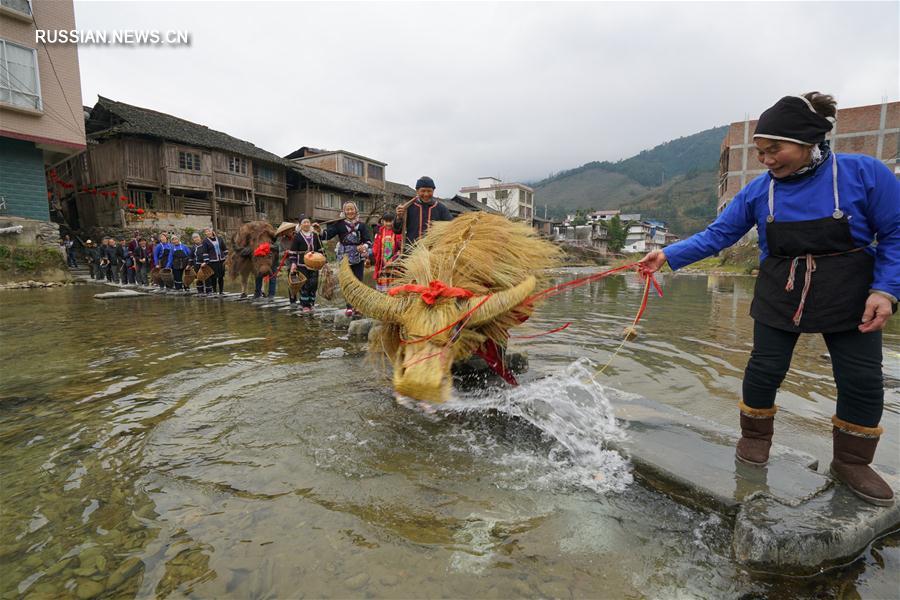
[290,216,324,312]
[639,92,899,506]
[252,222,292,299]
[394,176,453,249]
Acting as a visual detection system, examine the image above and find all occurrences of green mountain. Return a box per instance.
[619,170,719,237]
[532,125,728,226]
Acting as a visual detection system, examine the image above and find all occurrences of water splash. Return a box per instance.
[439,358,633,494]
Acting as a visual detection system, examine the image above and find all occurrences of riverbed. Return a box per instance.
[1,271,898,598]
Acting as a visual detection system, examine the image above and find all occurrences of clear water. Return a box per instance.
[1,271,898,599]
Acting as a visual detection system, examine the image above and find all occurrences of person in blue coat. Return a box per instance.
[167,234,192,291]
[152,233,173,288]
[640,92,899,506]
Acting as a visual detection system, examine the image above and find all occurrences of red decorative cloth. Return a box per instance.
[253,242,271,257]
[388,280,473,305]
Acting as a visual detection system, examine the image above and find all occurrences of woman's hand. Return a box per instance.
[859,293,894,333]
[638,250,667,273]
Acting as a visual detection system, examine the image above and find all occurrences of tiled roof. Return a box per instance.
[88,96,292,167]
[290,163,385,196]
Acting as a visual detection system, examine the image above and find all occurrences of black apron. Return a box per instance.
[750,155,873,333]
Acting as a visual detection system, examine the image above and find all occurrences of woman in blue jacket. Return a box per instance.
[640,92,899,506]
[168,234,192,291]
[152,233,173,288]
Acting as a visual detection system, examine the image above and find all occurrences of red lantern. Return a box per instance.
[119,195,127,202]
[136,208,145,215]
[127,203,135,209]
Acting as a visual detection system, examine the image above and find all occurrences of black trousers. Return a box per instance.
[298,266,319,307]
[209,261,225,293]
[743,320,884,427]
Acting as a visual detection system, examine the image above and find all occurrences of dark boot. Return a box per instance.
[830,417,894,507]
[736,402,776,466]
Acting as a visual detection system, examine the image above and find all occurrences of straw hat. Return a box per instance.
[304,252,327,270]
[85,239,93,246]
[275,221,296,238]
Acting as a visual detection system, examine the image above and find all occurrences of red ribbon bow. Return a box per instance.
[253,242,271,257]
[388,279,474,305]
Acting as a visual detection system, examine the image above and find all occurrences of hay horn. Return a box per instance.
[467,276,537,327]
[338,257,403,323]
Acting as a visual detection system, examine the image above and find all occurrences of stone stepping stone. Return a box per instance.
[94,289,147,299]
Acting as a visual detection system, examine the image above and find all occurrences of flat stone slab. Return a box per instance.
[733,477,900,573]
[607,394,900,572]
[94,289,148,299]
[610,396,827,514]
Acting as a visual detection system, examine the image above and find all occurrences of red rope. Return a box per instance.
[510,322,572,339]
[400,294,494,345]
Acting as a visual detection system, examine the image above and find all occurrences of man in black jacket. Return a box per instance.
[103,238,120,283]
[394,176,453,249]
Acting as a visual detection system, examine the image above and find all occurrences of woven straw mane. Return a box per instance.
[372,212,562,365]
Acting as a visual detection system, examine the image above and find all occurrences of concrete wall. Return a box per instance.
[0,215,60,248]
[125,211,213,234]
[0,0,85,151]
[0,137,50,220]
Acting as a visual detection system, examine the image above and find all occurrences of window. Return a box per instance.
[215,185,250,204]
[255,196,266,214]
[0,39,41,110]
[228,156,247,174]
[0,0,32,17]
[319,192,341,210]
[178,151,201,171]
[256,165,276,182]
[367,163,384,180]
[343,157,363,177]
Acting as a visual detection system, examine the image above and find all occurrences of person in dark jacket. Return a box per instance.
[85,240,100,279]
[63,235,77,267]
[290,217,324,311]
[118,238,134,284]
[168,235,192,291]
[201,227,228,295]
[315,202,372,316]
[640,92,899,506]
[103,238,120,283]
[134,238,150,285]
[394,176,453,248]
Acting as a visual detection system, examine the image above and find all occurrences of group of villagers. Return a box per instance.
[255,176,451,316]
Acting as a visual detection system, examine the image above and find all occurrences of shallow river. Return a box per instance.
[1,271,898,599]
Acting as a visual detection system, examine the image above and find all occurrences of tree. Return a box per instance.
[607,215,627,253]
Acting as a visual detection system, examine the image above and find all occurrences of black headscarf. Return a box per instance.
[753,96,833,145]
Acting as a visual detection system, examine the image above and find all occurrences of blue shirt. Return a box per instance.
[152,242,172,266]
[664,153,900,299]
[166,244,192,268]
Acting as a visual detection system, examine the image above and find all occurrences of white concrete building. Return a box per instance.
[459,177,534,224]
[623,221,669,253]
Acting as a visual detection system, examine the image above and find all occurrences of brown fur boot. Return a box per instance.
[830,416,894,507]
[736,402,777,466]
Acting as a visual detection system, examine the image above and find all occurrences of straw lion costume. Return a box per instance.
[339,212,561,403]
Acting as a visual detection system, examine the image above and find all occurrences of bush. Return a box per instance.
[0,244,66,274]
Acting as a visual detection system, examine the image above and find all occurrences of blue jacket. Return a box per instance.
[664,154,900,299]
[152,242,172,267]
[167,244,192,269]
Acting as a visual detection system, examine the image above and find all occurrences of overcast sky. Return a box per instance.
[73,1,899,195]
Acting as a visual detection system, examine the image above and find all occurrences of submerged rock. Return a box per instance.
[348,318,374,338]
